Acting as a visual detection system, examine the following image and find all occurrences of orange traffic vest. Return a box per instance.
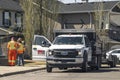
[17,42,25,54]
[7,41,18,50]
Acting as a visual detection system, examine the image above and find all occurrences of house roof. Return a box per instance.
[0,0,23,11]
[0,27,14,36]
[58,1,120,14]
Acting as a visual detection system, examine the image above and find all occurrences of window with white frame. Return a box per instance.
[15,13,22,27]
[3,11,11,26]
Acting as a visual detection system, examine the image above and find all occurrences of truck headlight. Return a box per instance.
[76,49,83,57]
[48,50,53,56]
[78,51,82,55]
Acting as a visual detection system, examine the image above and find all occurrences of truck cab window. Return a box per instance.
[85,37,90,47]
[34,37,50,47]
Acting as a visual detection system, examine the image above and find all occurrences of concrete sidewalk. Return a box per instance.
[0,60,46,77]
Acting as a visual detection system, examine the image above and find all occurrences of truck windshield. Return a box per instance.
[53,37,83,45]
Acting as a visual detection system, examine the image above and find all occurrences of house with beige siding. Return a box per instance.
[0,0,23,57]
[0,0,23,36]
[56,1,120,42]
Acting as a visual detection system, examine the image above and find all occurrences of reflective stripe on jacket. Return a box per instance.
[7,41,18,50]
[17,43,25,54]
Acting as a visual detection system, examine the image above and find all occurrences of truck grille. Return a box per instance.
[52,49,78,58]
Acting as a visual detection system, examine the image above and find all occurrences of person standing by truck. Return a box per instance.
[17,38,25,66]
[7,37,18,66]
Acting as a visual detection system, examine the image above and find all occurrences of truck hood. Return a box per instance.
[49,45,84,50]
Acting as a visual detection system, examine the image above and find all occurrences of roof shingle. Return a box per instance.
[0,0,23,11]
[58,1,120,14]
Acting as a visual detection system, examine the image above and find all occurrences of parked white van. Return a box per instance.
[32,35,51,60]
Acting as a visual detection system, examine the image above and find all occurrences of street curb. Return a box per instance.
[0,67,46,77]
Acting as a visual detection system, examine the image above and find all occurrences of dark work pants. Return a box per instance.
[17,54,24,66]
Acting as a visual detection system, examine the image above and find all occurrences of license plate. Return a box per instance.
[61,51,68,55]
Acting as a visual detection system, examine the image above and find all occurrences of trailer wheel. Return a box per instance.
[109,55,117,68]
[82,51,88,72]
[90,66,95,70]
[109,61,114,68]
[113,55,117,67]
[46,63,52,72]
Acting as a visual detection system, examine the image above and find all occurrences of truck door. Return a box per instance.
[32,35,51,60]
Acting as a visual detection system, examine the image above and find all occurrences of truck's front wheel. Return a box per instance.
[46,63,52,72]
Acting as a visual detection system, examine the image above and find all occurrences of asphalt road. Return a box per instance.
[0,65,120,80]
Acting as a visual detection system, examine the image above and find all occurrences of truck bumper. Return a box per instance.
[46,57,83,68]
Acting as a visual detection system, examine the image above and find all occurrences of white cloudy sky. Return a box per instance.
[58,0,119,3]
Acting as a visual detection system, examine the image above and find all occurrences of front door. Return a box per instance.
[32,35,51,60]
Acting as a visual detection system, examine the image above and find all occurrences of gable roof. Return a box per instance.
[0,0,23,11]
[58,1,120,14]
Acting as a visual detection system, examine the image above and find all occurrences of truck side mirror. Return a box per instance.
[42,41,51,47]
[42,41,46,47]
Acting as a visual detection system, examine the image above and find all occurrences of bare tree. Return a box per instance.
[94,0,109,53]
[20,0,35,57]
[42,0,59,40]
[94,1,103,28]
[20,0,59,57]
[94,0,104,39]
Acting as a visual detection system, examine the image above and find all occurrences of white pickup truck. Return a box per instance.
[46,34,92,72]
[32,29,117,72]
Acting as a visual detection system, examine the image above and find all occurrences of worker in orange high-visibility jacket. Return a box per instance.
[7,37,18,66]
[17,38,25,66]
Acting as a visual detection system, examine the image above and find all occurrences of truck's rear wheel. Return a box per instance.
[46,63,52,72]
[96,55,101,70]
[82,52,88,72]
